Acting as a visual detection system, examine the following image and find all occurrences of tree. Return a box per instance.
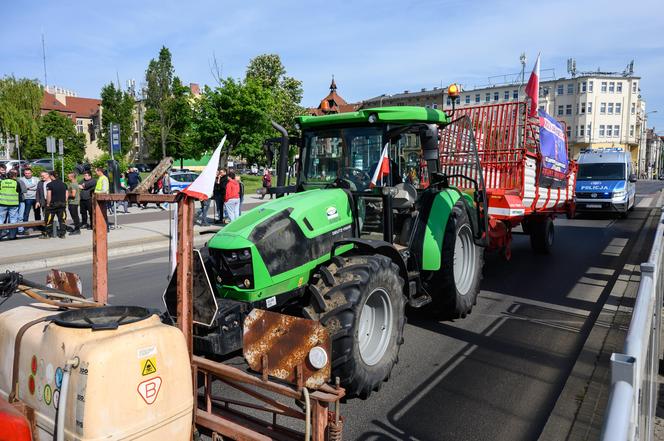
[144,46,175,158]
[23,111,86,171]
[0,76,43,154]
[193,78,273,165]
[99,82,135,157]
[245,54,304,131]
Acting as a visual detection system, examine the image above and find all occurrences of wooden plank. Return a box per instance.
[177,196,195,357]
[134,157,173,193]
[92,195,108,304]
[0,220,45,230]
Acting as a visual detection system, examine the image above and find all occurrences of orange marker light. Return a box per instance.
[448,83,460,98]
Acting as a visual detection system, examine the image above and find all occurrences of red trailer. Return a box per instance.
[439,101,577,258]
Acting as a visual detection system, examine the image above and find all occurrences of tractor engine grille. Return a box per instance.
[210,248,254,289]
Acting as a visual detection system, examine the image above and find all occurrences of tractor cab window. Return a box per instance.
[388,132,428,189]
[302,126,383,191]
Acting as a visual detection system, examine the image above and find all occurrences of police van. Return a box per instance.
[575,148,636,216]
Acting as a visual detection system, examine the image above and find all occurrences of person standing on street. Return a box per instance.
[78,170,96,229]
[20,168,40,227]
[94,167,110,231]
[261,168,272,199]
[0,170,21,241]
[42,171,68,239]
[236,174,245,215]
[35,170,52,231]
[67,172,81,234]
[0,163,6,179]
[224,171,241,222]
[213,168,228,223]
[118,173,129,214]
[126,167,141,207]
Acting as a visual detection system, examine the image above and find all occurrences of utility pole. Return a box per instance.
[41,33,48,88]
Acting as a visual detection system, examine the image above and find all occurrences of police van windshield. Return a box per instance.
[577,163,625,181]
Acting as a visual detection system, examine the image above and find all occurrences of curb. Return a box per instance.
[2,234,211,273]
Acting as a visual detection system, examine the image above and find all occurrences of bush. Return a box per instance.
[91,153,130,174]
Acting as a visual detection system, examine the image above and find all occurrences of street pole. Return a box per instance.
[109,123,118,230]
[15,135,21,175]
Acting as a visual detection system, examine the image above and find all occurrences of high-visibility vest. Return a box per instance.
[95,175,109,194]
[0,179,19,206]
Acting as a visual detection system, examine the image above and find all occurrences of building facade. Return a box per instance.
[362,72,646,165]
[645,128,663,179]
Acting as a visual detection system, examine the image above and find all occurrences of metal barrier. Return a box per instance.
[601,210,664,440]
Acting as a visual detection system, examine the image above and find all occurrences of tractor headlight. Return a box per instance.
[308,346,328,370]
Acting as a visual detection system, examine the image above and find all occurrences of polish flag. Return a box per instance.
[370,143,390,188]
[525,53,541,117]
[182,136,226,200]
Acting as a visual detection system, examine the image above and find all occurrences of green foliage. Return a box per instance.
[193,77,273,165]
[144,46,175,159]
[0,76,43,151]
[53,156,80,176]
[99,82,135,157]
[24,111,86,166]
[91,152,130,173]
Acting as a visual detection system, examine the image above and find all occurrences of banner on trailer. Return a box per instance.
[538,109,569,188]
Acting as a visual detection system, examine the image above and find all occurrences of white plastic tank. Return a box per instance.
[0,304,193,440]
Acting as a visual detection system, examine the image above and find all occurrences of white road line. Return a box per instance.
[637,197,653,208]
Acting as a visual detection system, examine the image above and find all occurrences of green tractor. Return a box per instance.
[196,106,487,398]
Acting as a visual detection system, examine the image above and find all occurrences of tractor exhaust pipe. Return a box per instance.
[271,121,289,190]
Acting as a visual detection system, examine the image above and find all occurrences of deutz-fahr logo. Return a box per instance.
[326,206,339,221]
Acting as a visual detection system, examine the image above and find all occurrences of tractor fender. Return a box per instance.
[413,189,463,271]
[331,238,408,284]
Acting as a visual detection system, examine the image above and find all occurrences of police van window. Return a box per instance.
[577,163,625,181]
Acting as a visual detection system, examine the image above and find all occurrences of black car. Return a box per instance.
[131,163,152,172]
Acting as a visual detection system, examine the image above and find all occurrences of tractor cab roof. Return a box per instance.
[296,106,450,129]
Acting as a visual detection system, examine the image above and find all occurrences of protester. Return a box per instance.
[35,171,51,228]
[195,199,211,226]
[94,167,110,231]
[67,172,81,234]
[20,168,40,227]
[261,168,272,199]
[117,173,129,214]
[0,170,21,240]
[15,177,27,235]
[42,171,68,239]
[126,167,141,207]
[0,163,6,180]
[213,168,228,223]
[224,171,240,222]
[236,174,244,215]
[78,170,96,229]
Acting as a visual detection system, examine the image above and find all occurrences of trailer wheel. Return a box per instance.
[425,200,483,319]
[303,255,405,399]
[530,217,554,253]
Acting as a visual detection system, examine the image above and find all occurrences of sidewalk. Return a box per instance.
[0,196,267,272]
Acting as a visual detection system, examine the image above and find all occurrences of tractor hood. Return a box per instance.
[206,189,354,302]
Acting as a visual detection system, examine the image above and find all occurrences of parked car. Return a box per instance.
[131,163,152,173]
[0,160,30,171]
[169,171,199,193]
[29,158,54,170]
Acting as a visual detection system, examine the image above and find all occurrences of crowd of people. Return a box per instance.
[197,167,244,226]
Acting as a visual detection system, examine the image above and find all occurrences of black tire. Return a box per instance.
[530,217,554,253]
[303,255,405,399]
[424,199,483,319]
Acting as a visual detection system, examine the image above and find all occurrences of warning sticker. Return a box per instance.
[141,357,157,376]
[137,377,162,404]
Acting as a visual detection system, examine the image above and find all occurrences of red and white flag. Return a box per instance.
[370,143,390,188]
[525,53,541,117]
[182,135,226,200]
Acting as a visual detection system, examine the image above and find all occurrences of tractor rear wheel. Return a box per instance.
[303,255,405,399]
[425,199,483,319]
[530,217,554,253]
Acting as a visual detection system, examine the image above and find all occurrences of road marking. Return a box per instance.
[637,197,652,208]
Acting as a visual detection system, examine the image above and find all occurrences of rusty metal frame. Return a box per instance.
[91,192,345,440]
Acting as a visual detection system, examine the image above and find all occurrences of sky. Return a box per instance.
[1,0,663,129]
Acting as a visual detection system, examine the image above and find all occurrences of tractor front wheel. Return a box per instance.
[303,255,405,399]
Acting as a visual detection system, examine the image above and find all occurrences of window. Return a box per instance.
[513,89,518,99]
[475,94,480,103]
[587,123,592,137]
[485,93,490,102]
[580,125,585,137]
[446,97,451,105]
[557,105,564,116]
[455,97,460,105]
[632,82,637,93]
[567,83,574,94]
[76,119,84,134]
[600,102,606,114]
[566,104,572,115]
[567,126,572,138]
[465,95,470,104]
[581,81,587,92]
[615,103,621,114]
[630,125,635,137]
[588,102,592,114]
[608,82,615,93]
[581,102,586,114]
[601,81,607,92]
[599,125,605,137]
[608,103,614,114]
[631,103,636,114]
[576,103,579,114]
[492,92,498,101]
[557,85,564,95]
[504,90,509,100]
[617,82,622,93]
[540,86,549,97]
[606,125,613,137]
[614,125,620,137]
[589,81,594,92]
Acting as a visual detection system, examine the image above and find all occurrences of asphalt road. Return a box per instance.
[3,180,663,440]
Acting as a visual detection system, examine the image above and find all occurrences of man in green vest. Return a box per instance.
[94,167,110,232]
[0,170,21,240]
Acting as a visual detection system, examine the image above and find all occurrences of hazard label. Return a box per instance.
[141,357,157,376]
[137,377,162,404]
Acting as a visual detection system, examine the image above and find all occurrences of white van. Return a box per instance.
[575,148,637,216]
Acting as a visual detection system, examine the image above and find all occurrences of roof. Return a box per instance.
[40,92,100,119]
[41,92,74,114]
[297,106,449,128]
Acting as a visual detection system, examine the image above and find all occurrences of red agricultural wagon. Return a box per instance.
[439,101,577,257]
